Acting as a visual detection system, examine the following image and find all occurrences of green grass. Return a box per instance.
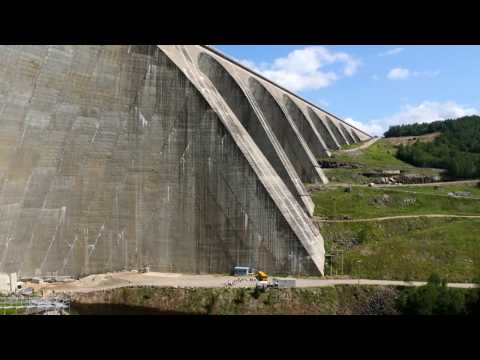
[322,138,442,185]
[340,140,369,150]
[312,186,480,219]
[398,183,480,198]
[335,140,409,168]
[313,137,480,283]
[320,217,480,282]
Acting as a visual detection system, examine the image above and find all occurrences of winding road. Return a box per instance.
[338,137,379,153]
[315,214,480,223]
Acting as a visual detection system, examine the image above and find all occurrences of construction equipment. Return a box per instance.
[255,271,268,281]
[254,271,270,288]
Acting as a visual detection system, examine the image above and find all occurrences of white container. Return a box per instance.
[272,278,296,288]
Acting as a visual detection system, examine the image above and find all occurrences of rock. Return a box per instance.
[382,170,401,176]
[448,191,472,198]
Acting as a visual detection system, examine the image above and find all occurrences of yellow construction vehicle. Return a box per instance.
[255,271,269,282]
[254,271,269,288]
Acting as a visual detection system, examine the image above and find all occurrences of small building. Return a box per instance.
[232,266,255,277]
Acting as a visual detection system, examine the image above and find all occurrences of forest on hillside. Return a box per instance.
[384,116,480,179]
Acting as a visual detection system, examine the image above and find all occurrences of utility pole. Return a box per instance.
[333,197,337,219]
[330,253,334,276]
[341,251,344,276]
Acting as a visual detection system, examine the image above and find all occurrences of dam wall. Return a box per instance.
[0,45,371,277]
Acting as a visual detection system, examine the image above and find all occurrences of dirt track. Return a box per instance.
[338,137,379,153]
[31,272,479,296]
[325,179,480,189]
[315,214,480,223]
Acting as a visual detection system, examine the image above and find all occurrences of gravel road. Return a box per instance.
[31,272,479,295]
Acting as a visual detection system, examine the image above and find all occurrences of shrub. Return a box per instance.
[397,273,466,315]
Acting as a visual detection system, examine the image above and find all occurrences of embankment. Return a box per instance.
[69,285,401,315]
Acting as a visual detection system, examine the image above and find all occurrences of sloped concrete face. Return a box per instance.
[197,53,314,216]
[350,129,362,143]
[326,116,349,146]
[0,45,371,278]
[248,78,323,185]
[284,96,330,158]
[340,123,356,144]
[307,108,341,151]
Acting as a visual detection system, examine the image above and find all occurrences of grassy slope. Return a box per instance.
[70,285,402,315]
[312,186,480,219]
[399,184,480,197]
[323,138,442,184]
[335,140,414,169]
[312,135,480,282]
[320,218,480,282]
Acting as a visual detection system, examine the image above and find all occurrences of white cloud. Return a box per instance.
[386,67,440,80]
[387,67,410,80]
[379,47,404,56]
[238,46,361,92]
[412,70,440,78]
[346,101,479,136]
[345,118,384,136]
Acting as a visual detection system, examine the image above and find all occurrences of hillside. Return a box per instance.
[384,115,480,138]
[68,284,480,315]
[386,116,480,179]
[310,134,480,282]
[319,136,443,185]
[312,185,480,220]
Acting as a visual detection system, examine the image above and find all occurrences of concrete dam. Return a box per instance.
[0,45,371,278]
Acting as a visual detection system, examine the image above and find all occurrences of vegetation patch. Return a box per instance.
[312,186,480,219]
[396,274,480,315]
[320,217,480,282]
[69,282,480,315]
[70,285,392,315]
[387,116,480,180]
[321,138,442,185]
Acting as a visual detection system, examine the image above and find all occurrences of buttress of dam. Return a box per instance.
[0,45,372,278]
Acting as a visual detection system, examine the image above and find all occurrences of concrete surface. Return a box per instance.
[0,45,371,278]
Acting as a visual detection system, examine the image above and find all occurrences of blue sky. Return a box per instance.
[214,45,480,136]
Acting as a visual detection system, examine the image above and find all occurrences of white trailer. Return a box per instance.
[272,278,296,288]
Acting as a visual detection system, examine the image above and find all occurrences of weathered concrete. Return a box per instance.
[248,78,322,186]
[283,95,331,158]
[0,45,371,278]
[197,53,314,216]
[326,116,349,146]
[307,108,341,151]
[350,129,362,143]
[340,123,356,145]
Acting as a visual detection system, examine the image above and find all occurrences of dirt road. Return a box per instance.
[325,179,480,189]
[373,179,480,188]
[315,214,480,223]
[31,272,479,295]
[338,137,379,153]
